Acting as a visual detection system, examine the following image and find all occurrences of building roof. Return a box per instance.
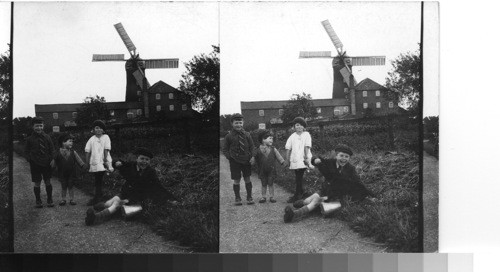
[35,101,143,113]
[149,80,181,93]
[241,98,349,110]
[355,78,389,91]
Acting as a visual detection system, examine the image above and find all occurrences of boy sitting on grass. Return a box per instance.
[85,147,179,226]
[284,144,376,223]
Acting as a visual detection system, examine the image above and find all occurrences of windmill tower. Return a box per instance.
[299,20,385,115]
[92,23,179,118]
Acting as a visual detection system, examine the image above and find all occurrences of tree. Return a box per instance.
[385,47,421,113]
[13,116,33,140]
[281,92,318,124]
[75,95,109,126]
[0,47,10,123]
[423,116,439,139]
[179,45,219,121]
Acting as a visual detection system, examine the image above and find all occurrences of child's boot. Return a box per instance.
[34,187,42,208]
[233,184,242,206]
[46,185,54,207]
[269,186,276,203]
[259,197,266,203]
[284,206,294,223]
[245,182,254,205]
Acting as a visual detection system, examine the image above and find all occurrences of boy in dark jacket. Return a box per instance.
[25,117,55,208]
[222,113,255,205]
[85,147,178,226]
[284,145,376,223]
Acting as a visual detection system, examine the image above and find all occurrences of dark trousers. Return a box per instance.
[94,171,105,198]
[294,168,306,196]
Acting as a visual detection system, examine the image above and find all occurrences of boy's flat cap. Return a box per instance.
[230,113,244,122]
[58,133,73,145]
[335,144,353,156]
[32,116,44,124]
[291,117,307,128]
[134,147,154,158]
[92,120,106,130]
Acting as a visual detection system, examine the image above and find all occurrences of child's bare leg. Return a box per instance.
[105,196,121,208]
[304,193,320,205]
[60,178,68,200]
[261,177,268,198]
[305,194,323,212]
[269,184,274,198]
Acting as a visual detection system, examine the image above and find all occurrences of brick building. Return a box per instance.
[35,80,197,132]
[241,78,404,128]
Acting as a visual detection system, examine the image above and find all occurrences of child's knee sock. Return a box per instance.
[33,187,41,201]
[233,184,241,199]
[245,182,253,199]
[45,185,53,202]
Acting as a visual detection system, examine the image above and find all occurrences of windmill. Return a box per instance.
[92,23,179,104]
[299,20,385,115]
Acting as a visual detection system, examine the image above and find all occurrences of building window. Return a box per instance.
[110,110,115,117]
[52,126,60,133]
[137,91,141,96]
[72,112,77,119]
[363,103,368,109]
[363,91,367,97]
[259,123,266,130]
[137,109,142,116]
[169,105,174,111]
[156,105,161,112]
[127,112,134,119]
[279,109,284,116]
[375,90,380,96]
[259,110,264,116]
[169,93,174,99]
[316,107,321,114]
[156,94,161,100]
[376,102,381,108]
[334,110,341,116]
[389,102,394,108]
[53,113,58,119]
[343,106,349,113]
[182,104,188,111]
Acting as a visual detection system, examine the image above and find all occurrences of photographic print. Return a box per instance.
[12,2,219,253]
[219,1,433,253]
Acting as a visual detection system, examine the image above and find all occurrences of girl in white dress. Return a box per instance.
[285,117,312,203]
[85,120,113,205]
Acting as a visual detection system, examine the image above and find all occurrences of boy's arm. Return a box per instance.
[73,151,86,168]
[273,148,286,165]
[85,152,90,165]
[47,135,55,161]
[247,133,255,153]
[286,149,291,163]
[222,134,231,159]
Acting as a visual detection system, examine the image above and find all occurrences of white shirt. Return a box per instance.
[85,134,113,172]
[285,131,312,169]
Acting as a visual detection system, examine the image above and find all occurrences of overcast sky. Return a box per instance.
[0,3,10,54]
[12,2,219,117]
[219,2,437,116]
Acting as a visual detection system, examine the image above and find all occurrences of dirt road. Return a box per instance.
[423,151,439,252]
[219,154,384,253]
[13,153,185,253]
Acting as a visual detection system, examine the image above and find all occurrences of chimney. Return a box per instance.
[143,78,149,118]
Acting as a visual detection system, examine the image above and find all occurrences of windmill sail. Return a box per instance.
[339,67,352,87]
[351,56,386,66]
[144,59,179,69]
[299,51,333,58]
[133,70,150,90]
[321,20,343,52]
[114,23,137,53]
[92,54,125,61]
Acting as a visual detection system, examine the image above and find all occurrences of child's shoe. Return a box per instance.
[247,197,255,205]
[59,200,67,206]
[35,200,43,208]
[293,199,305,208]
[259,197,266,203]
[284,206,294,223]
[69,200,77,206]
[235,197,242,206]
[269,197,276,203]
[85,208,96,226]
[47,200,54,208]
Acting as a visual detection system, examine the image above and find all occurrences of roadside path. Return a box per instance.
[423,151,439,252]
[219,153,384,253]
[13,152,185,253]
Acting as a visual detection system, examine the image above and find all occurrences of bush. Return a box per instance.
[0,152,10,252]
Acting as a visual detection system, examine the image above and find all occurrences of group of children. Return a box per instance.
[26,118,109,208]
[25,117,177,226]
[223,114,376,223]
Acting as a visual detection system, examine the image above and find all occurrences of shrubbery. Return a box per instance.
[0,152,9,252]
